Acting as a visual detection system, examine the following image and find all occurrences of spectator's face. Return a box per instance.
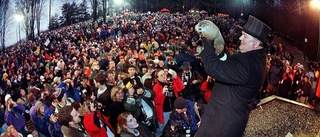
[157,70,167,83]
[175,106,188,114]
[107,73,115,83]
[70,108,81,125]
[109,61,116,68]
[183,69,190,74]
[116,90,124,101]
[127,67,136,77]
[142,68,147,74]
[159,60,164,66]
[39,105,45,114]
[304,77,309,82]
[125,114,139,129]
[66,71,72,79]
[20,89,26,97]
[26,74,31,80]
[31,129,39,137]
[239,31,261,53]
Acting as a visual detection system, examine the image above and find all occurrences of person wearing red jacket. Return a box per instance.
[83,102,116,137]
[200,76,215,103]
[153,69,184,137]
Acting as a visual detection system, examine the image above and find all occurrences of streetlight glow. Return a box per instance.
[14,14,23,45]
[14,14,24,22]
[311,0,320,9]
[114,0,123,5]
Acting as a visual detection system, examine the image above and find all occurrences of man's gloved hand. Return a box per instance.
[195,20,225,55]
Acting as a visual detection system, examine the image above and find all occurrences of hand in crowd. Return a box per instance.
[136,88,144,95]
[163,85,169,94]
[128,87,135,97]
[89,102,96,112]
[49,114,58,123]
[90,95,96,102]
[192,80,199,85]
[7,102,16,112]
[64,79,72,83]
[170,70,178,79]
[197,121,201,127]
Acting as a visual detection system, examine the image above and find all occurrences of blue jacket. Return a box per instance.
[169,99,199,136]
[37,107,54,136]
[5,103,26,131]
[57,81,81,102]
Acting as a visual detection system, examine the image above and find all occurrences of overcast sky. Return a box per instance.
[5,1,69,47]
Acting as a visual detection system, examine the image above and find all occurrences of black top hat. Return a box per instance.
[241,15,271,45]
[180,61,192,70]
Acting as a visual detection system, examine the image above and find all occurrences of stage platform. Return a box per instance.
[244,95,320,137]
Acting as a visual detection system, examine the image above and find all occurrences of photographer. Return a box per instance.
[153,69,184,137]
[123,77,156,134]
[296,75,312,104]
[4,94,28,136]
[169,97,200,137]
[178,61,204,102]
[83,100,116,137]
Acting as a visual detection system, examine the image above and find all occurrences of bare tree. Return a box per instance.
[102,0,107,23]
[35,0,45,36]
[91,0,99,22]
[15,0,31,41]
[0,0,10,53]
[15,0,45,41]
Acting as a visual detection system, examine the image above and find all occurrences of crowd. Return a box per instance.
[0,11,318,137]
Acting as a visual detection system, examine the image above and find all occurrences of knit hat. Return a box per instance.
[174,97,187,109]
[51,77,61,86]
[53,88,65,101]
[40,76,45,82]
[4,94,11,102]
[2,73,8,79]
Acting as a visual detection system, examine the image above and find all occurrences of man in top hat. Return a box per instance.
[178,61,203,102]
[195,15,271,137]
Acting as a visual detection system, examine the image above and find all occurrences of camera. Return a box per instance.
[183,126,191,137]
[9,103,14,108]
[86,100,101,110]
[164,91,174,97]
[166,78,174,92]
[295,90,303,99]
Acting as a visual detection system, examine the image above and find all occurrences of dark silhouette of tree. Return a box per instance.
[59,2,78,26]
[35,0,45,37]
[91,0,99,22]
[78,0,90,22]
[102,0,107,23]
[49,14,60,30]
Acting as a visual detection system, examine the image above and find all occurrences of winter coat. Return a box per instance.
[61,125,88,137]
[169,99,199,137]
[196,39,267,137]
[153,77,184,124]
[83,110,116,137]
[5,103,26,131]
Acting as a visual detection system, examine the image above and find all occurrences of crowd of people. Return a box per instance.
[0,11,318,137]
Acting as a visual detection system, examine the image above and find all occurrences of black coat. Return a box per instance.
[196,39,267,137]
